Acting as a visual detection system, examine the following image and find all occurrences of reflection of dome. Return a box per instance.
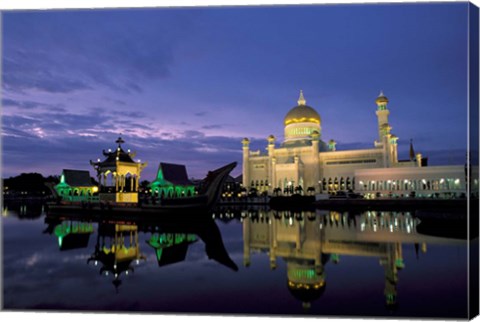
[286,256,329,308]
[287,280,326,304]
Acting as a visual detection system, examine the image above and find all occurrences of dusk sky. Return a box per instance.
[1,2,470,180]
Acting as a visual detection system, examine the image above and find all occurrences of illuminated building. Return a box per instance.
[90,137,147,203]
[242,91,477,197]
[149,163,195,198]
[54,169,98,201]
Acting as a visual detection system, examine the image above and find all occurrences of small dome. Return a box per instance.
[284,91,321,126]
[376,91,389,105]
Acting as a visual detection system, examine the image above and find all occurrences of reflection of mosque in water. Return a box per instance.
[242,209,458,309]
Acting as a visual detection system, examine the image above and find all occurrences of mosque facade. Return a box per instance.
[242,91,476,197]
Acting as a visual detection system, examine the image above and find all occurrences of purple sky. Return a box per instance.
[1,3,470,180]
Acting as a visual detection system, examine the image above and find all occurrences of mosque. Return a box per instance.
[242,91,476,197]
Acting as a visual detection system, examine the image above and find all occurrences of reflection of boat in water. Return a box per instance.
[46,162,236,217]
[43,213,238,292]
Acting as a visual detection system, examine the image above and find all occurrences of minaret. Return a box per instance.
[375,91,391,143]
[311,131,320,192]
[242,138,250,189]
[267,135,276,194]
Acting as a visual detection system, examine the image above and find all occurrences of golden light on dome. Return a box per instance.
[285,117,321,125]
[284,92,321,127]
[288,280,325,289]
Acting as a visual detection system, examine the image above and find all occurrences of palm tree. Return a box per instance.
[273,187,282,196]
[294,185,303,195]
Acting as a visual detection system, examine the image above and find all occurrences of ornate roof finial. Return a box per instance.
[298,90,306,106]
[116,136,125,148]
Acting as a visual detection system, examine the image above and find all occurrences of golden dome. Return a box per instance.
[284,91,321,126]
[376,91,389,105]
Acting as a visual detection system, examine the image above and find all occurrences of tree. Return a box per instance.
[273,187,282,196]
[307,186,315,195]
[140,180,151,193]
[294,185,303,195]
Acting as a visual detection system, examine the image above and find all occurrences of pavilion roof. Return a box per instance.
[156,162,192,186]
[90,137,138,168]
[62,169,95,187]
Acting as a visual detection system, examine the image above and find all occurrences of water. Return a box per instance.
[2,202,470,318]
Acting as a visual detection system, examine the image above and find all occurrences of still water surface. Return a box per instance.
[2,202,469,318]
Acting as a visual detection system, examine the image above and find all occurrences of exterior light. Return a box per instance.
[97,158,101,162]
[93,187,99,193]
[108,149,112,152]
[128,149,131,153]
[116,157,119,161]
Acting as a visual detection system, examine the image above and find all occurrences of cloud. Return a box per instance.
[2,121,245,179]
[3,55,92,93]
[2,98,41,109]
[202,124,224,130]
[2,10,197,94]
[194,112,207,117]
[123,111,146,119]
[2,98,67,113]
